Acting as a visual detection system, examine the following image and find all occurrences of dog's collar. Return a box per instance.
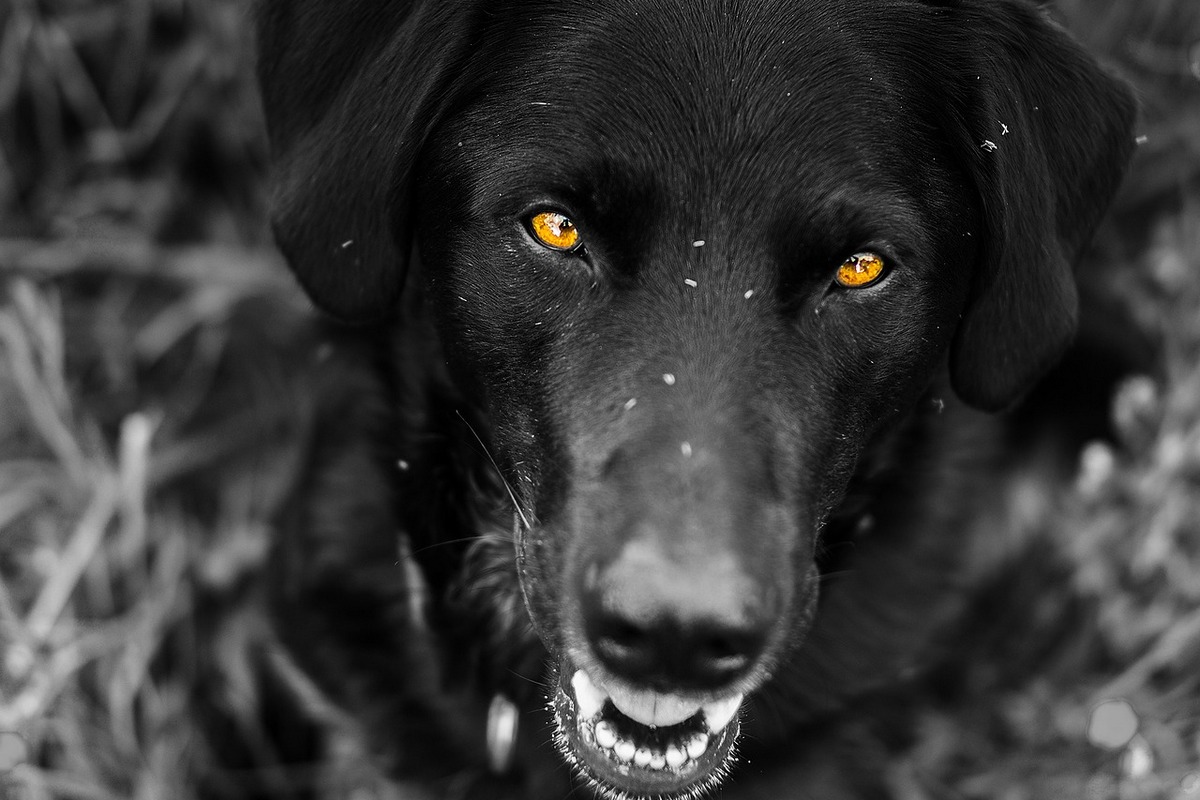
[487,693,519,773]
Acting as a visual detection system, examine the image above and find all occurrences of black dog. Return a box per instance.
[255,1,1135,797]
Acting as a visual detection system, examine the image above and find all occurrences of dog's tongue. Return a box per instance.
[608,686,699,727]
[573,670,743,732]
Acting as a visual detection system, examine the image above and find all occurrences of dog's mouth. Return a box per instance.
[552,664,742,799]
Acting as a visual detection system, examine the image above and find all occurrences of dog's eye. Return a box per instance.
[834,252,887,289]
[528,211,582,252]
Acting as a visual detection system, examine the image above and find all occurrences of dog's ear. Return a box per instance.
[255,2,468,321]
[938,2,1136,411]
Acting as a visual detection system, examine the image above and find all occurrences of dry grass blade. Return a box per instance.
[0,1,1196,799]
[23,475,118,644]
[1,239,293,294]
[0,281,88,485]
[1094,607,1200,702]
[34,17,119,146]
[0,10,33,110]
[122,41,207,156]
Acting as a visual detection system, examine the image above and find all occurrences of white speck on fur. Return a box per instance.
[981,140,998,152]
[744,289,754,299]
[999,121,1010,135]
[684,278,698,287]
[663,373,676,386]
[692,240,706,247]
[624,398,637,411]
[681,442,693,457]
[397,459,410,471]
[340,239,354,249]
[1136,134,1149,145]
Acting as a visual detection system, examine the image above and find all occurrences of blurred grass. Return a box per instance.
[0,1,1197,799]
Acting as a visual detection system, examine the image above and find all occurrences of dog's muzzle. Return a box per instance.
[552,663,743,799]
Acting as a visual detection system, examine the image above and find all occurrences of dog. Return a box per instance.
[254,1,1136,797]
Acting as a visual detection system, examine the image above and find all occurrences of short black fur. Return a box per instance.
[255,1,1136,797]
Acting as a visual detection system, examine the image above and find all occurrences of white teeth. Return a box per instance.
[590,730,704,772]
[571,670,608,719]
[595,720,617,749]
[607,685,702,727]
[568,670,742,773]
[581,719,718,772]
[702,694,743,733]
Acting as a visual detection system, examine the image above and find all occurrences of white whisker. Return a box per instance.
[455,410,533,531]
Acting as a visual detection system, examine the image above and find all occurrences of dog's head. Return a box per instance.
[257,0,1134,796]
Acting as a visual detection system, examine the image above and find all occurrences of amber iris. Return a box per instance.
[529,211,581,251]
[835,252,887,288]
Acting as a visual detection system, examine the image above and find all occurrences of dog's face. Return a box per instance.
[413,7,979,794]
[257,0,1134,797]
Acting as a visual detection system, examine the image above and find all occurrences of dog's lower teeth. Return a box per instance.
[566,669,736,774]
[595,720,617,748]
[579,715,718,773]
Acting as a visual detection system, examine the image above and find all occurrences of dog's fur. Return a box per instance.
[255,1,1136,797]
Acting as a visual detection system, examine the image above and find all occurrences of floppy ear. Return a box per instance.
[255,2,469,321]
[941,1,1136,411]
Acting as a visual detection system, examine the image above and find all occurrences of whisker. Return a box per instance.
[411,534,514,555]
[505,668,546,687]
[455,409,533,531]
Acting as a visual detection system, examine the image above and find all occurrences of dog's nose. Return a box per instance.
[581,542,774,690]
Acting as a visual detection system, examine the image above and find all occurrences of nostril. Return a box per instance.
[587,612,765,689]
[700,632,756,675]
[581,567,772,689]
[594,620,656,673]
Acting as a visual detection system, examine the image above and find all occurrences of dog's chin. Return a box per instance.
[551,663,743,800]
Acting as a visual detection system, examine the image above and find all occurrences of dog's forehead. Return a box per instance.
[460,0,935,203]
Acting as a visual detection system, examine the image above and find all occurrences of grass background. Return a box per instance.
[0,1,1198,798]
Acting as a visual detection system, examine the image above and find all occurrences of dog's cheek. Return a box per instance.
[772,285,957,523]
[831,289,956,417]
[418,231,563,415]
[516,524,566,651]
[412,230,589,655]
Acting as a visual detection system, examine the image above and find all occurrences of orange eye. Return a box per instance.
[529,211,581,251]
[834,252,887,288]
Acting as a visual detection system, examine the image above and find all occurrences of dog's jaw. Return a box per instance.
[551,662,742,800]
[534,546,822,799]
